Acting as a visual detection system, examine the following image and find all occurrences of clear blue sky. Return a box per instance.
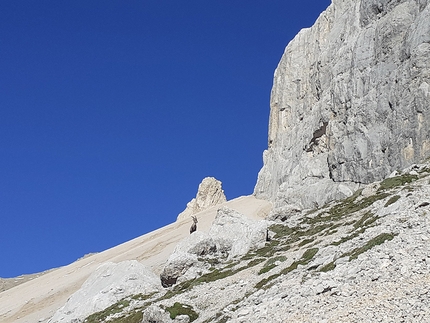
[0,0,331,278]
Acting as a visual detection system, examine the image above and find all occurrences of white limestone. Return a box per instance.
[177,177,227,221]
[254,0,430,212]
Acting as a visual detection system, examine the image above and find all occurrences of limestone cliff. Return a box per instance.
[254,0,430,212]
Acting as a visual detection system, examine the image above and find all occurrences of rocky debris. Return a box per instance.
[48,260,160,323]
[161,207,269,287]
[78,163,430,323]
[177,177,227,221]
[254,0,430,212]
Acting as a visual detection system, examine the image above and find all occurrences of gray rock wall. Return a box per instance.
[255,0,430,210]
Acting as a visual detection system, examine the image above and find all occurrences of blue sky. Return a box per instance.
[0,0,331,278]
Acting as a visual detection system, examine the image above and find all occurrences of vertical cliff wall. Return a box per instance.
[255,0,430,211]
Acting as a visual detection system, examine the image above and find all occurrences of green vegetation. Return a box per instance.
[160,256,267,301]
[379,174,418,191]
[255,248,319,289]
[84,299,131,323]
[319,261,336,272]
[353,212,377,229]
[258,256,287,275]
[384,195,401,207]
[346,233,396,261]
[328,192,390,218]
[299,239,315,247]
[107,311,143,323]
[165,302,198,322]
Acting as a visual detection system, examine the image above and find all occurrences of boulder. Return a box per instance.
[48,260,160,323]
[209,207,269,258]
[141,305,171,323]
[161,207,268,287]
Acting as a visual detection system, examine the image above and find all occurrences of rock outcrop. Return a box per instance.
[177,177,227,221]
[254,0,430,212]
[161,207,269,287]
[48,260,160,323]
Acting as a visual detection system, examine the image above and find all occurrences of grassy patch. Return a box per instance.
[165,302,198,322]
[255,248,319,289]
[301,248,319,261]
[84,299,131,323]
[328,192,390,219]
[384,195,401,207]
[299,239,315,247]
[347,233,396,261]
[162,254,269,300]
[258,256,287,275]
[270,224,296,239]
[331,228,365,246]
[107,311,143,323]
[319,262,336,272]
[379,174,418,191]
[353,212,377,229]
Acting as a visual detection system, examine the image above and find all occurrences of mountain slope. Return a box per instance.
[61,162,430,322]
[0,196,270,323]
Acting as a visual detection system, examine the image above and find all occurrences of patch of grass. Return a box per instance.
[162,254,269,299]
[130,292,157,301]
[258,256,287,275]
[301,248,319,261]
[328,192,390,218]
[319,262,336,272]
[242,239,280,260]
[270,224,296,239]
[108,311,143,323]
[353,212,377,229]
[247,258,265,267]
[165,302,198,322]
[258,264,276,275]
[347,233,396,261]
[331,228,365,246]
[379,174,418,191]
[299,239,315,247]
[84,299,131,323]
[255,248,319,289]
[384,195,401,207]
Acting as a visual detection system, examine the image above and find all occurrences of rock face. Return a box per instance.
[161,207,269,287]
[48,260,160,323]
[177,177,227,221]
[254,0,430,211]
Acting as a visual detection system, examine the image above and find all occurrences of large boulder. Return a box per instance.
[161,207,268,287]
[177,177,227,221]
[209,206,269,258]
[48,260,160,323]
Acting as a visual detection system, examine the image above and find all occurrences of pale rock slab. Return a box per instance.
[254,0,430,212]
[177,177,227,221]
[48,260,160,323]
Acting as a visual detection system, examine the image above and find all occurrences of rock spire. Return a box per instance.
[177,177,227,221]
